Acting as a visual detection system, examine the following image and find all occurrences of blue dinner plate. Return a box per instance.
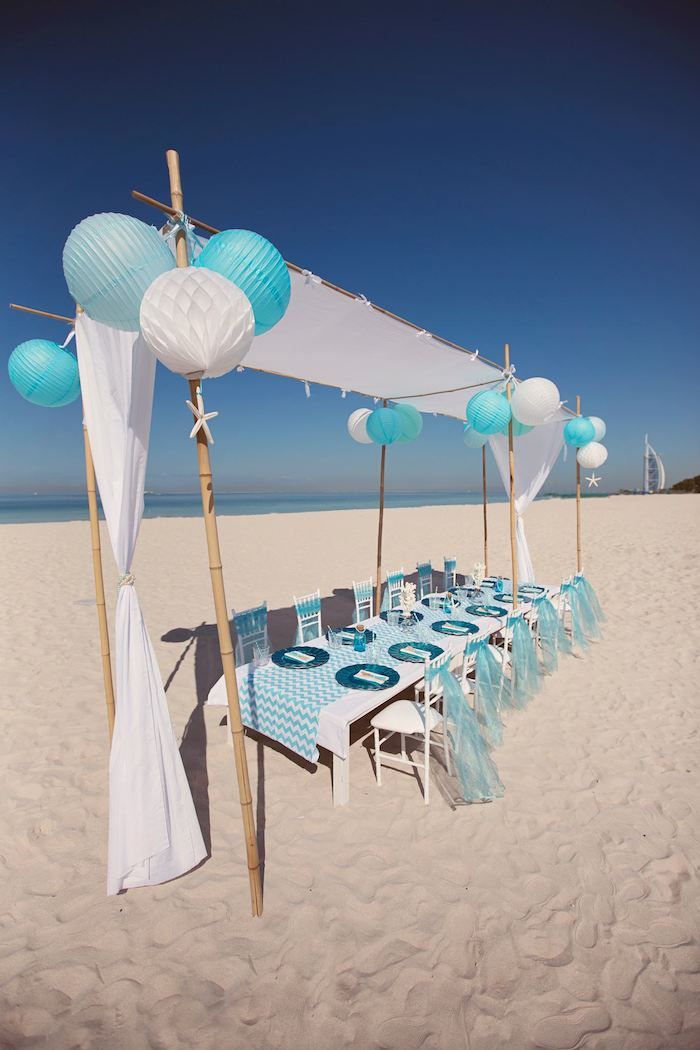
[465,604,507,617]
[431,619,479,636]
[271,646,330,670]
[380,610,424,624]
[519,584,546,594]
[335,663,400,691]
[388,641,444,663]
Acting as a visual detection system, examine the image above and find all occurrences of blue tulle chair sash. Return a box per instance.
[503,611,540,708]
[464,636,504,748]
[439,663,504,801]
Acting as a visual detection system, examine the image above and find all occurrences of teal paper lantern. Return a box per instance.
[466,389,511,435]
[394,403,423,442]
[63,213,175,331]
[8,339,80,408]
[564,416,596,447]
[195,229,291,336]
[366,407,402,445]
[500,418,534,437]
[463,426,488,448]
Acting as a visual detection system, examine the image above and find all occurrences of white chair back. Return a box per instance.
[416,561,432,599]
[352,577,373,622]
[443,556,457,591]
[294,589,322,643]
[232,602,269,666]
[386,569,405,610]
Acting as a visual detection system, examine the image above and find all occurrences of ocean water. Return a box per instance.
[0,490,518,525]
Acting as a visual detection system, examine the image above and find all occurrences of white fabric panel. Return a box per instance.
[76,315,206,895]
[244,271,503,418]
[488,422,565,582]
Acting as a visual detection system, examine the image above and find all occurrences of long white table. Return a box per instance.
[207,593,508,805]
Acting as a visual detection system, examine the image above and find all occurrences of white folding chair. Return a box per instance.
[371,650,452,804]
[293,589,322,643]
[232,602,269,665]
[443,556,457,591]
[416,561,433,599]
[385,569,405,610]
[352,577,374,622]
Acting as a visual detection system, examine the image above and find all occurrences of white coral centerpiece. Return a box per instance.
[399,581,416,619]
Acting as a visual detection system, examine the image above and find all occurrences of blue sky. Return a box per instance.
[2,1,698,495]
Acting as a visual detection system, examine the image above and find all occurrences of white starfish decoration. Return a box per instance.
[585,473,601,488]
[185,386,218,445]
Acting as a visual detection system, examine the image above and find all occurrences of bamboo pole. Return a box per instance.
[9,302,74,324]
[375,400,388,615]
[575,394,582,573]
[481,444,489,575]
[83,417,116,739]
[165,149,262,917]
[504,344,518,610]
[9,300,116,740]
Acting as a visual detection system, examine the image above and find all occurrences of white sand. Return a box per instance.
[1,494,699,1049]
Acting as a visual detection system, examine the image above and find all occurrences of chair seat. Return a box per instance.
[371,700,442,735]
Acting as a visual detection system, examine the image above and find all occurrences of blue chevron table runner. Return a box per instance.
[208,599,508,763]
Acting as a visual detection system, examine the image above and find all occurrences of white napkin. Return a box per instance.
[286,650,315,664]
[354,668,388,685]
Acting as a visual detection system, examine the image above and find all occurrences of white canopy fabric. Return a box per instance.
[241,267,569,581]
[489,422,566,582]
[243,270,511,418]
[76,315,206,895]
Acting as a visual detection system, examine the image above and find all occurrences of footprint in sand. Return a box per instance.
[532,1005,611,1049]
[574,893,597,949]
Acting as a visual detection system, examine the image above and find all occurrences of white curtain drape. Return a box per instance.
[76,315,206,895]
[488,421,565,582]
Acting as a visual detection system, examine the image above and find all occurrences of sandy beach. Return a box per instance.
[1,493,699,1050]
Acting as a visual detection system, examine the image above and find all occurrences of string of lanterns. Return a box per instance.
[8,213,291,413]
[463,375,608,470]
[347,403,423,446]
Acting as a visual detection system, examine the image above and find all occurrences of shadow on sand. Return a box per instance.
[161,584,365,890]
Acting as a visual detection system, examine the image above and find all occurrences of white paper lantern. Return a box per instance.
[576,441,608,469]
[511,377,561,426]
[589,416,607,442]
[140,267,255,379]
[347,408,373,443]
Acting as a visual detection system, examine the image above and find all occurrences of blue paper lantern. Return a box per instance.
[63,213,175,331]
[564,416,596,447]
[394,403,423,442]
[366,407,402,445]
[195,229,291,336]
[466,390,511,435]
[463,426,488,448]
[500,418,534,437]
[8,339,80,408]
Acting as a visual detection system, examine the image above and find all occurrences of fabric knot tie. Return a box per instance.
[355,293,372,308]
[164,213,205,264]
[301,269,322,287]
[118,572,136,587]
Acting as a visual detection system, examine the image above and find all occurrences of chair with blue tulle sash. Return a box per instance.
[370,650,452,804]
[416,561,433,599]
[293,589,322,643]
[232,602,269,666]
[443,556,458,591]
[352,577,373,622]
[381,569,405,612]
